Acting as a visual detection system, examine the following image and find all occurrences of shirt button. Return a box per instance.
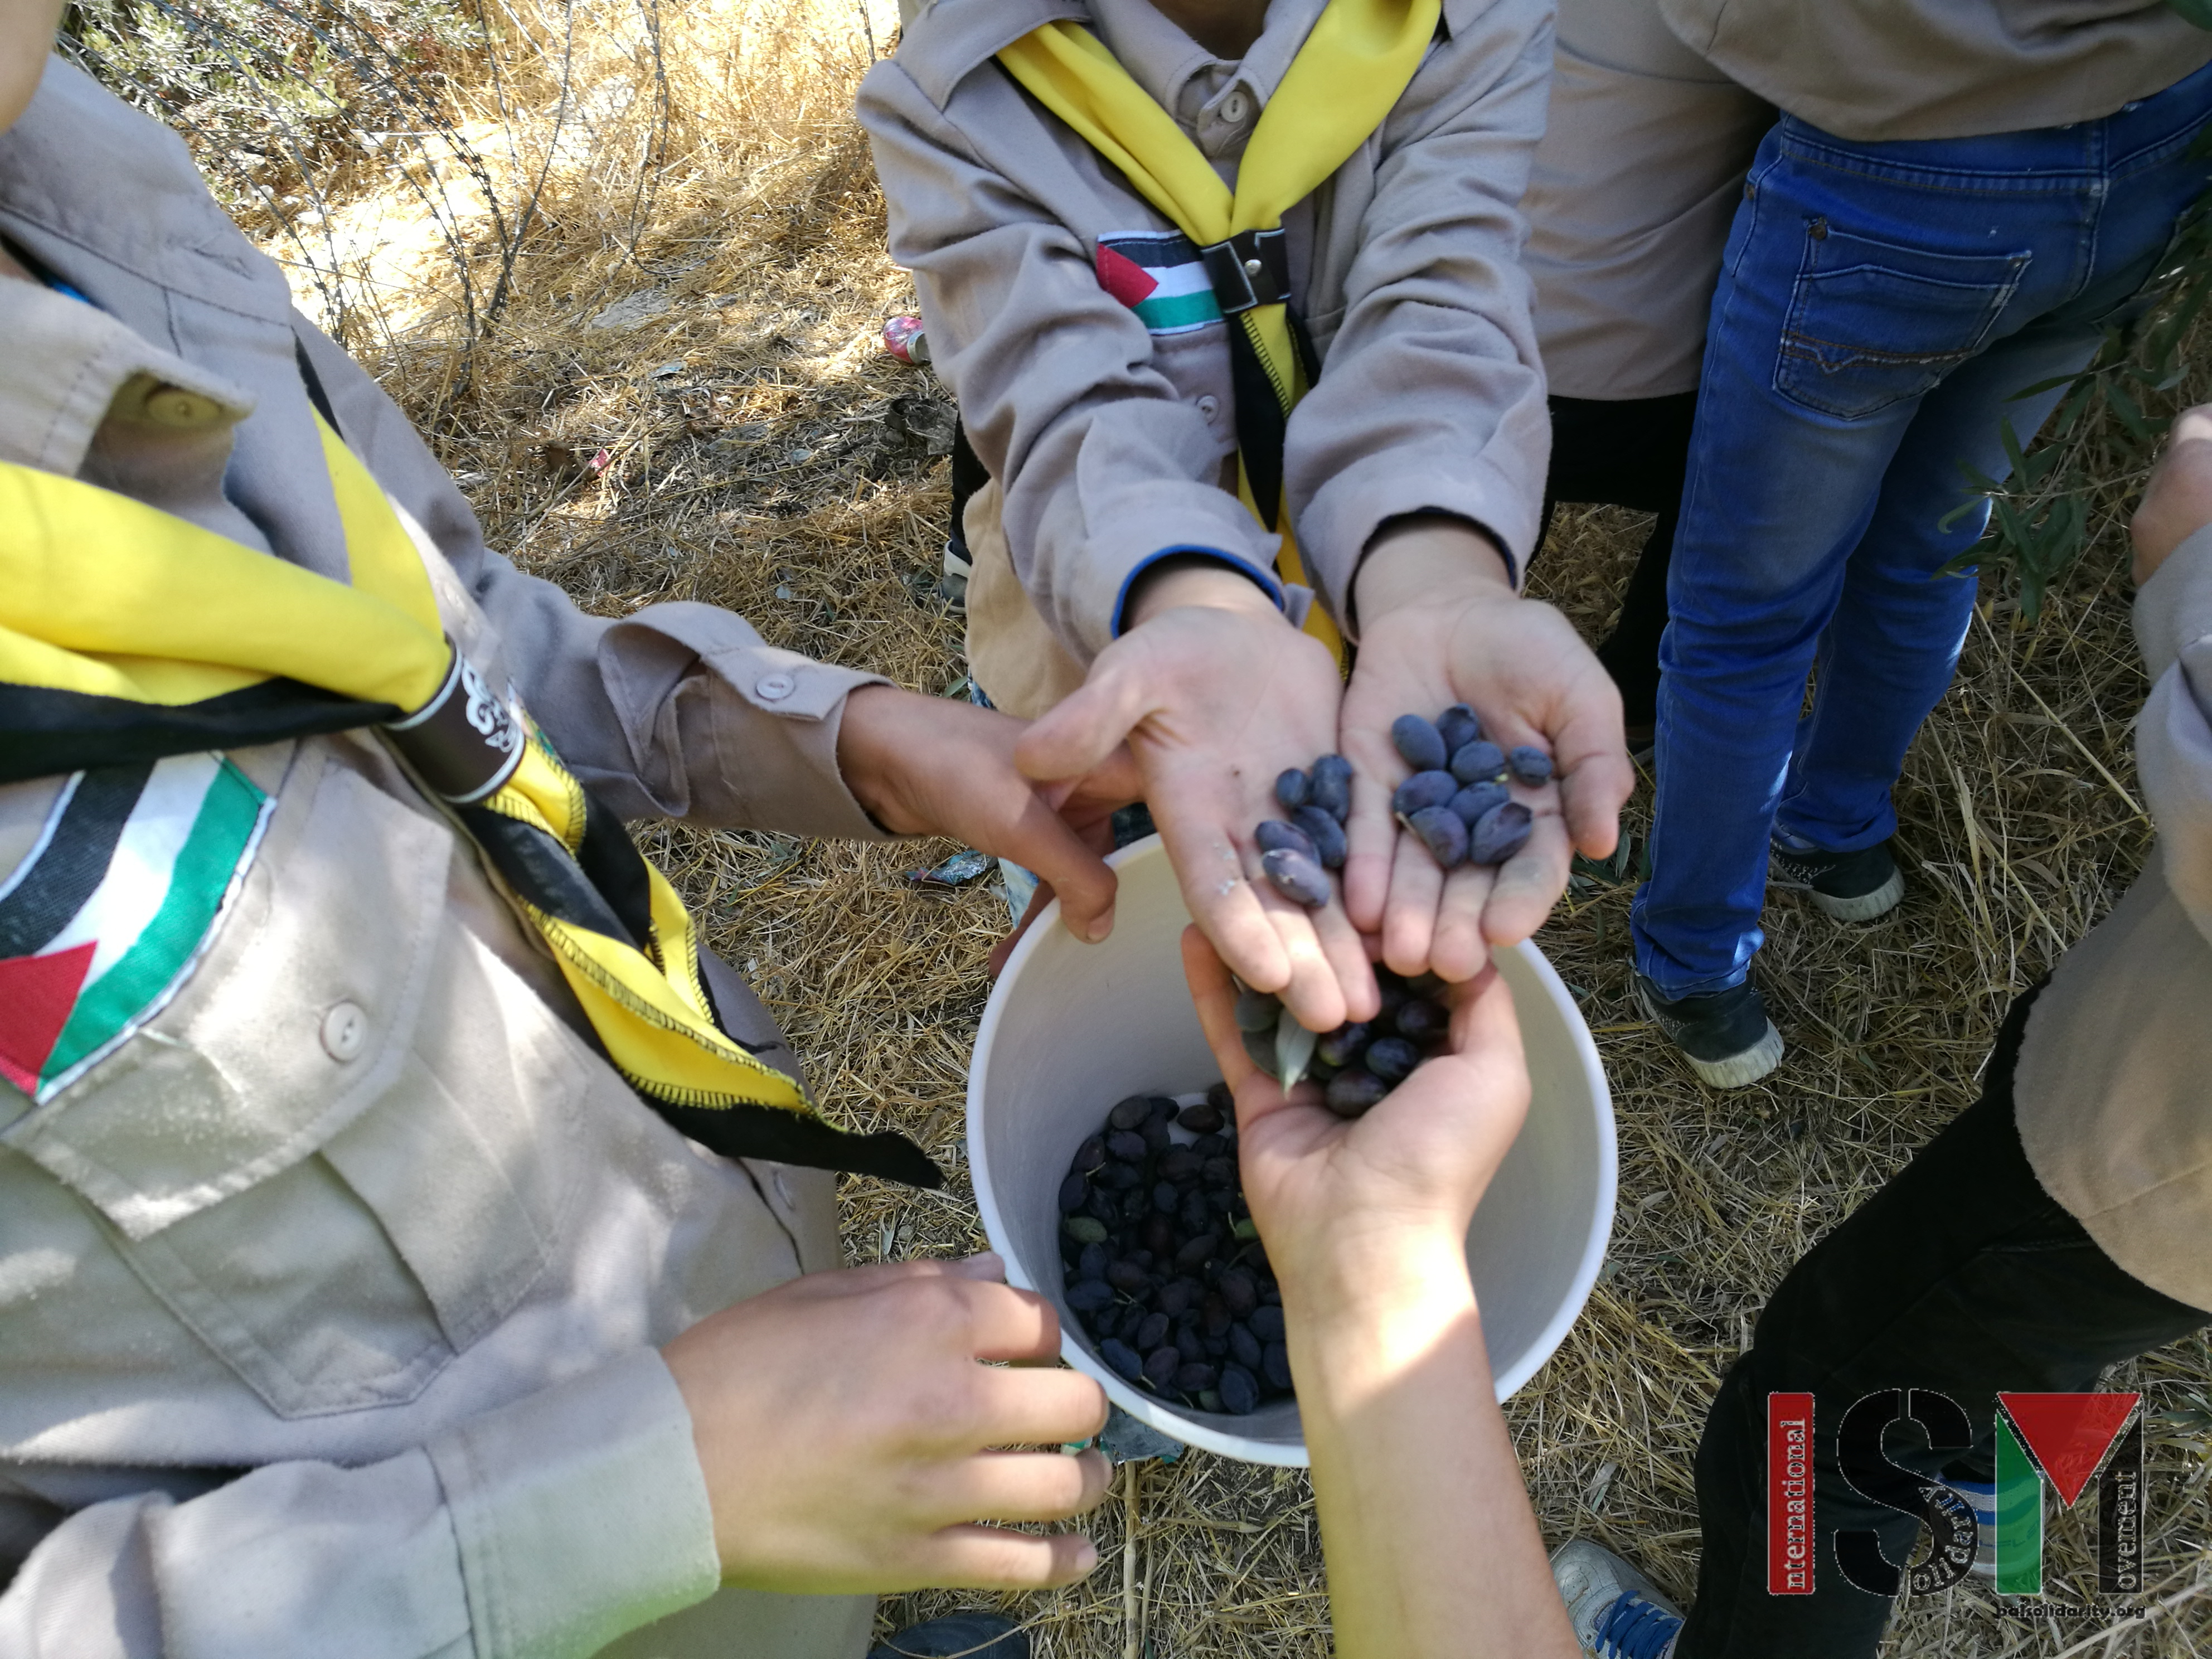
[139,384,226,428]
[1197,395,1220,420]
[1219,89,1251,124]
[320,1001,369,1061]
[755,672,796,701]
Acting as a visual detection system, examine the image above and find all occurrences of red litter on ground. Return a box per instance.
[882,315,930,365]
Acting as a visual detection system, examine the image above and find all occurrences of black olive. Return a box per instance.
[1178,1099,1224,1134]
[1229,1322,1263,1370]
[1107,1260,1150,1293]
[1176,1361,1219,1394]
[1364,1035,1419,1083]
[1449,780,1509,826]
[1218,1268,1258,1317]
[1406,804,1468,868]
[1220,1364,1260,1414]
[1437,704,1482,753]
[1391,713,1448,772]
[1291,804,1348,870]
[1469,801,1534,865]
[1507,745,1554,786]
[1395,998,1449,1042]
[1175,1233,1219,1273]
[1391,769,1458,818]
[1255,818,1320,862]
[1262,847,1331,908]
[1325,1069,1386,1117]
[1309,754,1353,822]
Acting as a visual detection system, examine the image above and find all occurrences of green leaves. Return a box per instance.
[1962,183,2212,623]
[1273,1006,1318,1092]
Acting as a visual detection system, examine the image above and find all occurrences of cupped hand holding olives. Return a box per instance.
[1013,558,1372,1035]
[1178,925,1535,1280]
[1255,704,1545,915]
[1331,560,1635,984]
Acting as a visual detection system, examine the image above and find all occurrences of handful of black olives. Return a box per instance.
[1234,962,1449,1117]
[1255,706,1546,910]
[1058,1085,1293,1416]
[1386,704,1541,871]
[1255,753,1350,909]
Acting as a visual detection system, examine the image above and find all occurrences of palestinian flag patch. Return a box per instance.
[0,753,271,1104]
[1095,231,1223,336]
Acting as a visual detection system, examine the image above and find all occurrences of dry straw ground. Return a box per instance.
[167,0,2212,1648]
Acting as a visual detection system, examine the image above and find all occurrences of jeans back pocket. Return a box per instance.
[1776,220,2028,419]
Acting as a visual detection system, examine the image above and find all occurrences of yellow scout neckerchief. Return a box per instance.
[0,426,940,1187]
[997,0,1441,666]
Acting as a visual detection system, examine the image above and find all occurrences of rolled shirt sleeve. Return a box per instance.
[862,68,1286,666]
[294,322,894,840]
[2133,522,2212,947]
[1284,0,1555,630]
[0,1351,720,1659]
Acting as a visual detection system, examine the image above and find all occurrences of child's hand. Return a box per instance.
[1015,561,1380,1036]
[2133,404,2212,586]
[1340,522,1632,984]
[663,1253,1110,1593]
[838,686,1142,947]
[1182,925,1583,1659]
[1179,926,1528,1293]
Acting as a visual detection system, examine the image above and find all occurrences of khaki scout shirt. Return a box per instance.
[859,0,1553,691]
[0,61,885,1658]
[1521,0,1770,402]
[2015,521,2212,1316]
[1660,0,2212,143]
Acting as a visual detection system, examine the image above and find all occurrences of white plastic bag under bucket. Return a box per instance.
[967,835,1618,1467]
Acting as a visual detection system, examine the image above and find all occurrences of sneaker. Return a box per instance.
[1551,1539,1686,1659]
[1939,1474,2000,1579]
[1769,836,1904,923]
[1635,973,1784,1088]
[940,536,972,612]
[870,1612,1026,1658]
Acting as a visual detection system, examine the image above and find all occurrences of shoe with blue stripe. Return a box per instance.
[1551,1539,1686,1659]
[1939,1475,2000,1578]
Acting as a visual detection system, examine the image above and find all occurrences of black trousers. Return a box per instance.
[1539,392,1698,731]
[1679,991,2208,1657]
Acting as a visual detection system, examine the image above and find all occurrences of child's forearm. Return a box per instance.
[1283,1228,1578,1659]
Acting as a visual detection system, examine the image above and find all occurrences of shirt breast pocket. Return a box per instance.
[1774,224,2029,420]
[6,748,588,1419]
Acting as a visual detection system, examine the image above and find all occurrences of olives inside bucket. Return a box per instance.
[967,835,1618,1467]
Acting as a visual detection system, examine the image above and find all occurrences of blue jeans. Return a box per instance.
[1633,66,2212,998]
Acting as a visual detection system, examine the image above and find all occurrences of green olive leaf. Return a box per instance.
[1274,1006,1318,1092]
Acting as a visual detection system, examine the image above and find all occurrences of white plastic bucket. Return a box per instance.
[967,835,1617,1467]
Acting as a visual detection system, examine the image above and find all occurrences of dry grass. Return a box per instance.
[219,2,2212,1651]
